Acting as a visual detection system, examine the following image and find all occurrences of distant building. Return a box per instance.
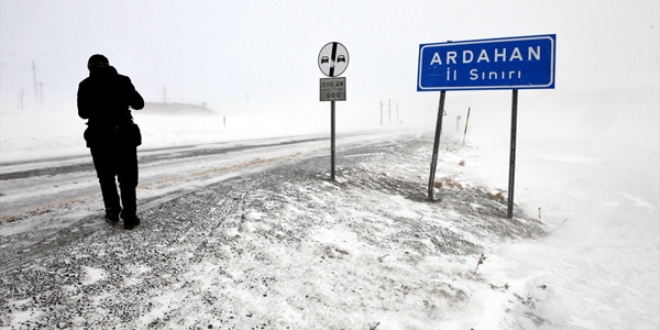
[142,102,216,116]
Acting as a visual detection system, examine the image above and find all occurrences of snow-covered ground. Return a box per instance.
[1,108,659,329]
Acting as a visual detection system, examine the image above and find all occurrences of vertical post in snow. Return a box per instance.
[428,90,446,201]
[463,107,471,146]
[388,99,391,125]
[331,100,336,181]
[328,42,338,182]
[39,83,44,104]
[507,90,518,218]
[380,100,383,126]
[19,86,25,111]
[32,61,38,101]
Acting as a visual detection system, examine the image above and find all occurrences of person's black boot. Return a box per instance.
[121,211,141,230]
[104,207,121,224]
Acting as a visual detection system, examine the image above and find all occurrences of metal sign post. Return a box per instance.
[318,42,349,182]
[417,34,556,216]
[331,101,336,180]
[428,91,446,201]
[507,90,518,218]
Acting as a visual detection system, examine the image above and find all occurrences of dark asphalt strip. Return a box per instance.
[0,136,330,181]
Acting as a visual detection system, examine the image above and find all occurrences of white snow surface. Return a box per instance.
[0,109,659,329]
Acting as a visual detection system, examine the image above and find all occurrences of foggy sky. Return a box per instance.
[1,0,659,135]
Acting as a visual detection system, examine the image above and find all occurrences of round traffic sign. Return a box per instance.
[318,42,349,77]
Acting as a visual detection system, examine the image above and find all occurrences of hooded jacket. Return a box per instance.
[78,66,144,148]
[77,66,144,126]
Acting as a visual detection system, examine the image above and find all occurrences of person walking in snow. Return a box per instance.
[77,54,144,230]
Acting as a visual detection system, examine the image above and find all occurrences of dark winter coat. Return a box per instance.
[77,66,144,147]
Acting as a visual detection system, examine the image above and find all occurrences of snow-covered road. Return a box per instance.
[0,132,393,268]
[0,134,334,221]
[1,130,658,329]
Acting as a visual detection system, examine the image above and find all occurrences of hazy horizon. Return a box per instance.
[1,0,658,151]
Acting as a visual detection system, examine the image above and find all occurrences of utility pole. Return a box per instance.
[388,99,391,125]
[19,86,25,111]
[32,61,38,101]
[380,99,383,126]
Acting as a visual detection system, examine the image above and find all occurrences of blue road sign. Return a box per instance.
[417,34,556,91]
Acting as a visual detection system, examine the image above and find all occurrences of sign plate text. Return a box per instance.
[320,77,346,101]
[417,34,556,91]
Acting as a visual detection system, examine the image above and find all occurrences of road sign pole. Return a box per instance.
[318,41,348,182]
[507,89,518,218]
[428,90,446,201]
[417,35,555,215]
[331,100,336,181]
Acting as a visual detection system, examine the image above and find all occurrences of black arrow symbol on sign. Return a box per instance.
[329,42,338,77]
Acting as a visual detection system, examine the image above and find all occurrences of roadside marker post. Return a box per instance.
[417,34,556,217]
[463,107,471,146]
[318,42,349,182]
